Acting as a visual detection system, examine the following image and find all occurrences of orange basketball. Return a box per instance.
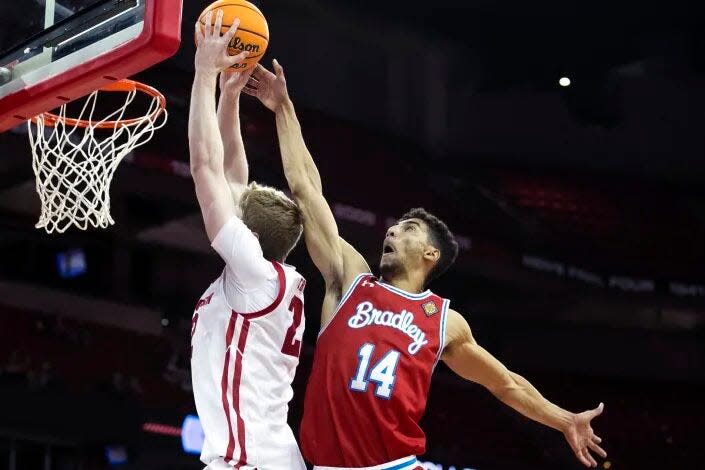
[196,0,269,71]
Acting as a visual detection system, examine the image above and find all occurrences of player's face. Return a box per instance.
[379,218,432,277]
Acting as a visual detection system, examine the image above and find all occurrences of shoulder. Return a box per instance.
[281,262,307,291]
[340,238,371,277]
[212,216,262,254]
[329,237,371,297]
[339,271,375,295]
[443,308,476,350]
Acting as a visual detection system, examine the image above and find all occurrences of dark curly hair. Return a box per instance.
[398,208,459,285]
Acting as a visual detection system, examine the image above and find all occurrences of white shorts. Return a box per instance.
[204,459,255,470]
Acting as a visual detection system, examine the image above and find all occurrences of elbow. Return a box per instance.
[190,159,207,175]
[189,146,218,174]
[288,180,308,199]
[189,158,219,180]
[287,172,317,198]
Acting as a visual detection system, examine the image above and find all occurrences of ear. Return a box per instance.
[252,232,260,240]
[423,246,440,263]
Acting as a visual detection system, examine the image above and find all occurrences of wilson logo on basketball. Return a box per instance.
[229,37,260,54]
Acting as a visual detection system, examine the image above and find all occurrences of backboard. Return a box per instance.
[0,0,181,132]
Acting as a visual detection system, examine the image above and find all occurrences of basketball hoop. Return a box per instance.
[27,79,167,234]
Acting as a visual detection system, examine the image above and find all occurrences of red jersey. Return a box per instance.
[300,273,449,467]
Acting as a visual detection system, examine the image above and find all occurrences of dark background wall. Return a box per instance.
[0,0,704,469]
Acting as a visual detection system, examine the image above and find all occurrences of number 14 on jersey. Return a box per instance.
[349,343,400,399]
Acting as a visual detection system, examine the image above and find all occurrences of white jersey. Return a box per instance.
[191,217,307,470]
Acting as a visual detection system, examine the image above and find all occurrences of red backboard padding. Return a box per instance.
[0,0,182,132]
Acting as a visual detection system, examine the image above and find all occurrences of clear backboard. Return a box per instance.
[0,0,182,132]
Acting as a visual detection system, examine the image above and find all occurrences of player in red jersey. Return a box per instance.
[244,61,608,470]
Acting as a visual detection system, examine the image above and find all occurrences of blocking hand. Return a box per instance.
[242,59,290,112]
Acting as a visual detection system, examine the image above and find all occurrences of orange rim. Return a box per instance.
[33,79,166,129]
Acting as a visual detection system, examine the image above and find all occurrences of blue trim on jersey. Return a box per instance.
[377,279,432,300]
[384,457,418,470]
[432,298,450,372]
[318,272,372,339]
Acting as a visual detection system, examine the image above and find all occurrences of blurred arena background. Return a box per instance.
[1,0,704,469]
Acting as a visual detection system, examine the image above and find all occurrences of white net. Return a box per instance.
[28,86,167,233]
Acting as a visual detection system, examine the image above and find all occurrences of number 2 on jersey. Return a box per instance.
[281,296,303,358]
[349,343,400,399]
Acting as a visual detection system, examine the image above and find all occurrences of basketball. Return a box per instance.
[196,0,269,71]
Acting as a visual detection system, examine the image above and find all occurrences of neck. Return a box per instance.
[381,270,426,294]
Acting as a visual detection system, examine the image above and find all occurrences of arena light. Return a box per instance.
[141,417,205,456]
[181,414,205,455]
[559,77,571,87]
[105,445,128,465]
[56,248,87,279]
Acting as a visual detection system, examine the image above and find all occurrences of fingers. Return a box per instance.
[592,434,602,444]
[578,447,597,468]
[252,63,276,81]
[194,22,204,46]
[574,447,592,468]
[591,402,605,418]
[223,17,241,43]
[272,59,285,79]
[204,10,214,37]
[588,440,607,459]
[231,68,253,88]
[570,438,598,468]
[244,75,259,91]
[235,68,254,83]
[241,86,259,98]
[222,67,250,82]
[213,9,224,37]
[202,10,240,42]
[228,50,249,66]
[567,438,590,468]
[220,70,237,89]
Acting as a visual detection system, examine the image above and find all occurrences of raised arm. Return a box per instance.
[275,98,346,281]
[189,12,249,241]
[217,70,254,202]
[243,61,369,298]
[441,309,607,468]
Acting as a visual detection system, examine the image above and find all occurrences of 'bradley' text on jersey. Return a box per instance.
[347,301,429,354]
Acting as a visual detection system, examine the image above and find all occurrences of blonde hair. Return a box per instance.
[239,182,303,262]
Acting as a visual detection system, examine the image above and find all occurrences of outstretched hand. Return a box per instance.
[220,68,254,96]
[563,403,607,467]
[242,60,290,112]
[194,10,249,76]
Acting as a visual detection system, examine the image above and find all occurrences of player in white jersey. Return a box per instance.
[189,12,307,469]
